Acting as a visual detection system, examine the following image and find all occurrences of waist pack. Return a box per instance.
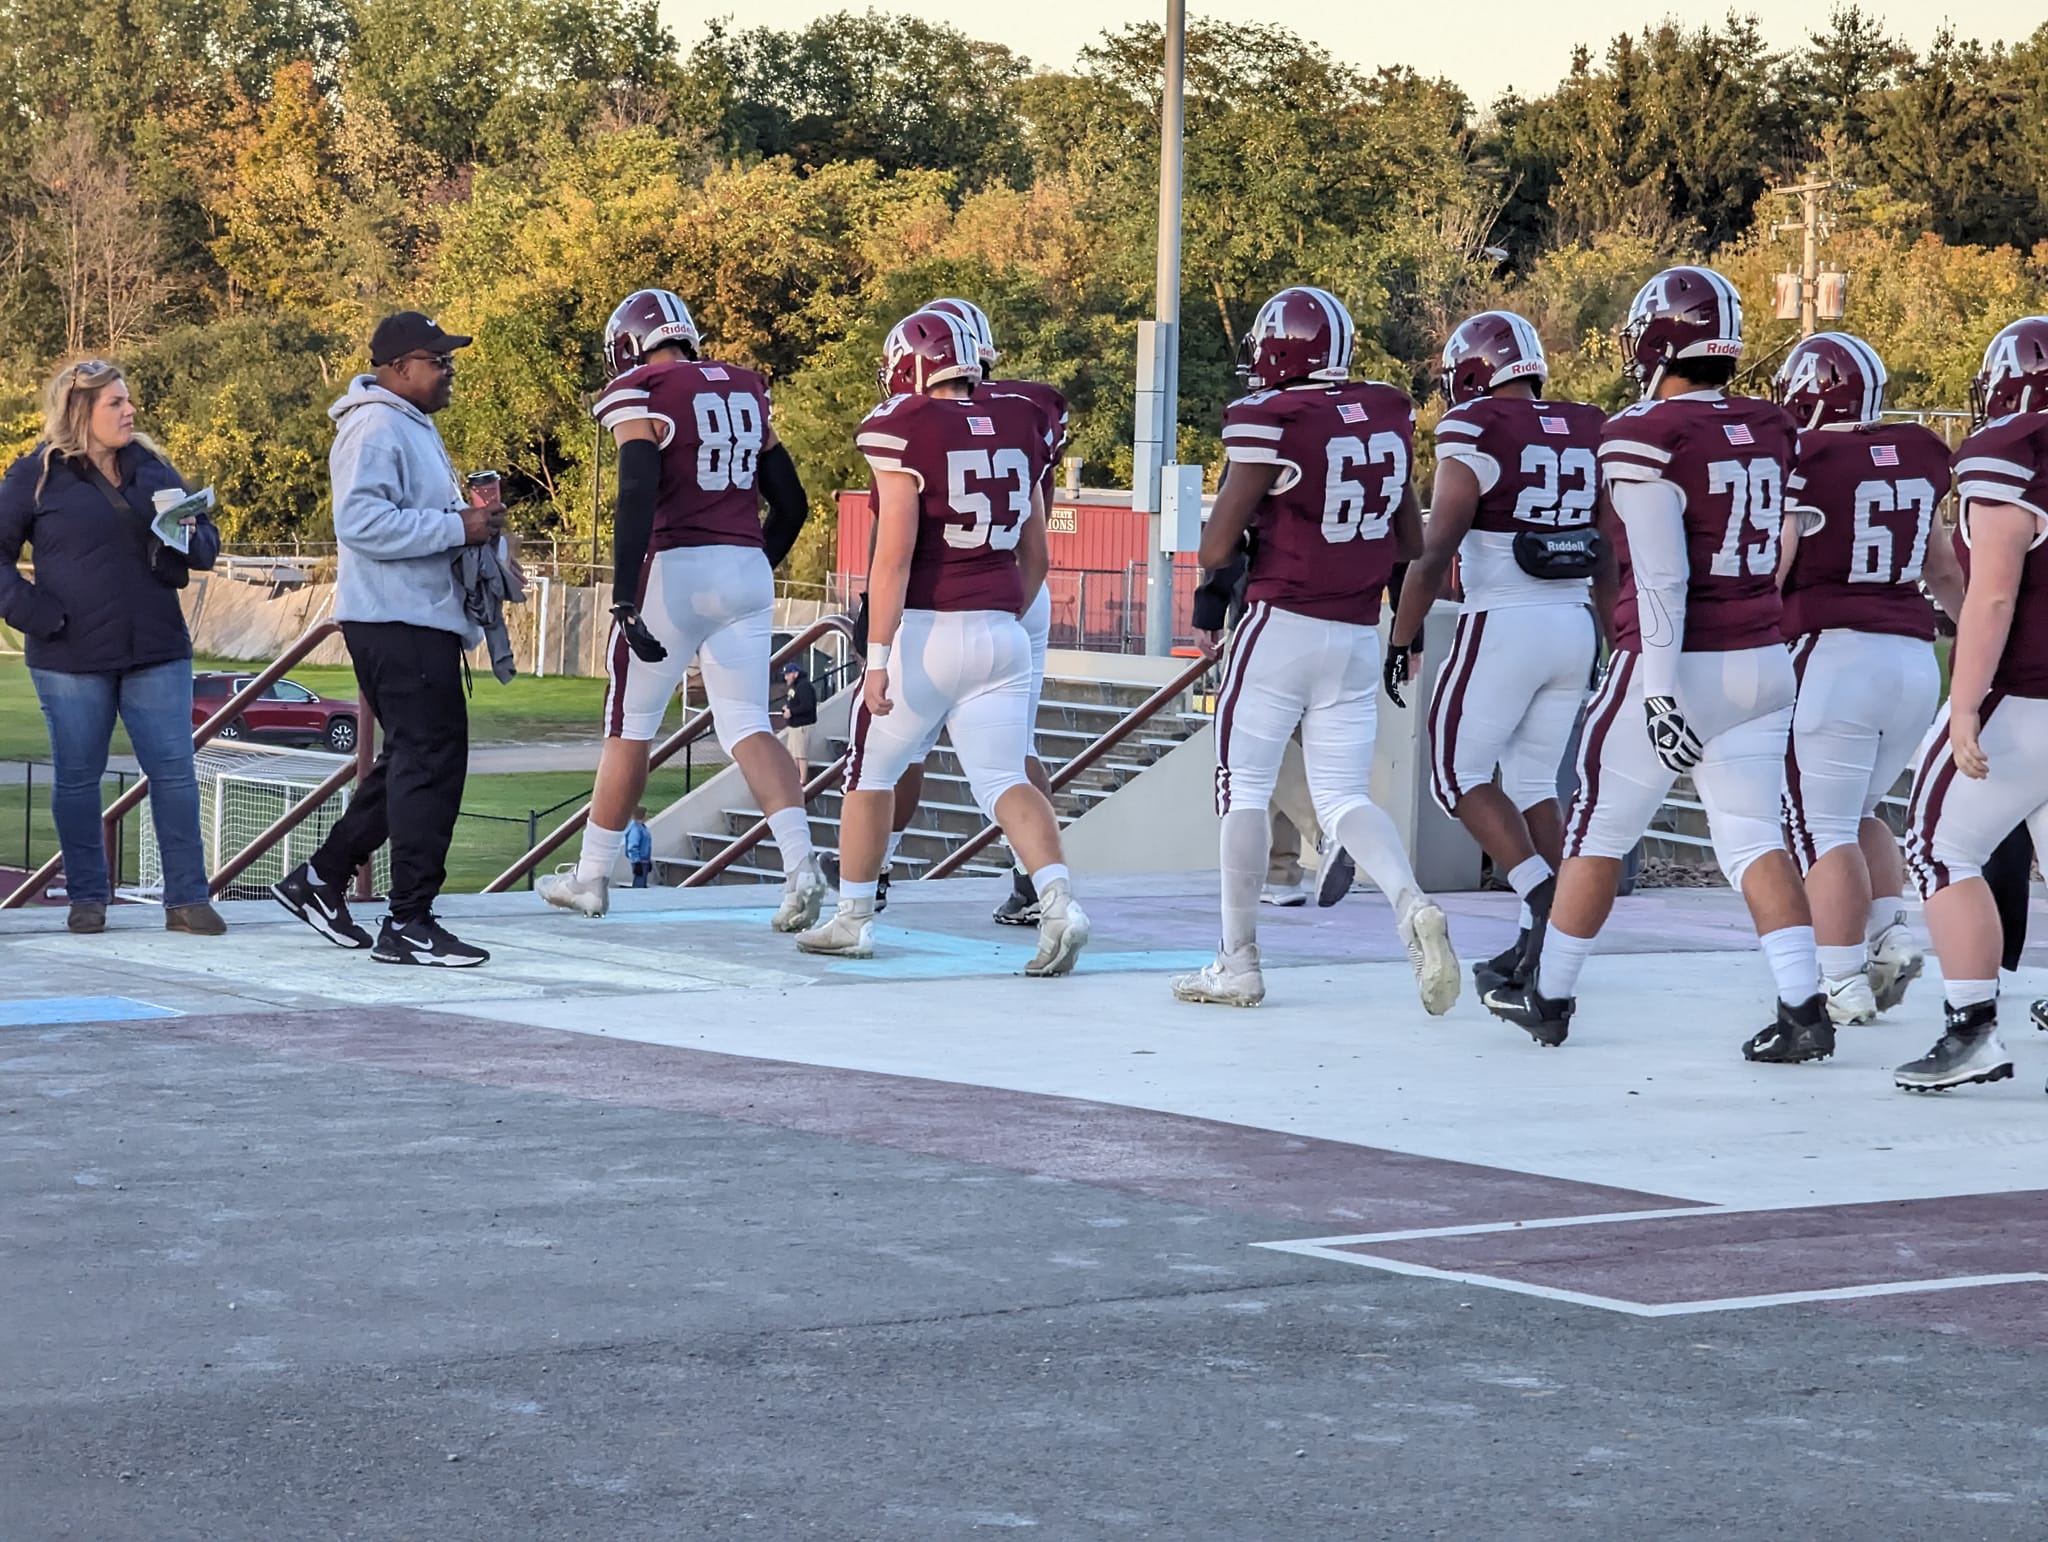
[1512,525,1604,581]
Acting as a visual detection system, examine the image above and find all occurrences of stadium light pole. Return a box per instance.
[1136,0,1186,656]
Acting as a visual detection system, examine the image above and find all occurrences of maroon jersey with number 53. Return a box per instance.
[983,379,1068,494]
[1220,381,1417,626]
[1599,393,1798,652]
[857,392,1051,614]
[1953,412,2048,698]
[593,359,771,551]
[1780,422,1951,642]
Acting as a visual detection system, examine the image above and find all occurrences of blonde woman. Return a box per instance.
[0,359,224,935]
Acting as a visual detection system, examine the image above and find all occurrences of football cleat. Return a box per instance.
[992,868,1040,926]
[771,855,828,933]
[796,898,875,959]
[1481,980,1572,1047]
[1398,899,1460,1017]
[537,866,609,918]
[1472,930,1529,996]
[1172,946,1266,1007]
[2032,999,2048,1033]
[876,867,890,913]
[1742,994,1836,1064]
[1823,971,1879,1027]
[1025,880,1089,977]
[1894,1002,2015,1092]
[1866,921,1923,1014]
[1315,847,1356,908]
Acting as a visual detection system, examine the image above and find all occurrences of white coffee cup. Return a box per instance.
[152,488,184,514]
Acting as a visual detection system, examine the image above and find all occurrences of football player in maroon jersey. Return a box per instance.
[1482,265,1835,1062]
[537,289,823,928]
[1771,332,1964,1027]
[1894,315,2048,1092]
[1176,285,1459,1012]
[1386,310,1608,997]
[797,309,1089,973]
[874,296,1069,928]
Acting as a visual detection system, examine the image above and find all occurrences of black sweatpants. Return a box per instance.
[1983,822,2034,974]
[313,621,468,922]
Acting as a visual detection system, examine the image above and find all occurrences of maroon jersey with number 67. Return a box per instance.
[1599,393,1798,652]
[1434,394,1607,611]
[593,359,772,552]
[1780,422,1951,642]
[1221,381,1416,626]
[856,391,1051,613]
[1954,412,2048,697]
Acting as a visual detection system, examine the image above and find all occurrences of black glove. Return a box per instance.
[611,603,669,664]
[1644,694,1702,773]
[1384,639,1421,707]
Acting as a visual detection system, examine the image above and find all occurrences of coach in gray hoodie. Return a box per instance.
[271,312,500,967]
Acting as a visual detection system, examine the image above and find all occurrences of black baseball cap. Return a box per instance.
[370,311,473,366]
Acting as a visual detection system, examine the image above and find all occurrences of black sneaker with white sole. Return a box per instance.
[992,868,1040,926]
[372,913,488,967]
[1894,1002,2015,1092]
[1315,847,1356,908]
[271,862,373,949]
[1741,994,1836,1064]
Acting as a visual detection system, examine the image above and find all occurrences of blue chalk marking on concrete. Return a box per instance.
[0,996,182,1026]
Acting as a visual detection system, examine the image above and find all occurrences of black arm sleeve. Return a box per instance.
[758,442,809,569]
[612,437,661,609]
[1191,544,1249,634]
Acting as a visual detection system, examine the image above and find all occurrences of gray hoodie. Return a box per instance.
[328,376,478,644]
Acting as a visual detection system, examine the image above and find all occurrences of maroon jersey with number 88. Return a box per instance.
[593,359,772,551]
[1599,394,1798,652]
[857,392,1051,614]
[1780,422,1951,642]
[1220,381,1416,626]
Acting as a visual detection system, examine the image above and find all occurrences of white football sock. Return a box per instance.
[577,822,625,883]
[768,806,813,872]
[1328,800,1424,917]
[1506,855,1552,900]
[1219,808,1267,956]
[1760,925,1820,1008]
[1031,863,1069,892]
[1816,943,1865,980]
[1536,926,1595,1001]
[884,829,906,867]
[1944,978,1997,1011]
[839,879,877,903]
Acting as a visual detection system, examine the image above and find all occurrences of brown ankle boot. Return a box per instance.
[67,902,107,934]
[165,902,227,936]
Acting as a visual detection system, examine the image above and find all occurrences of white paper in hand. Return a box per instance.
[149,486,215,554]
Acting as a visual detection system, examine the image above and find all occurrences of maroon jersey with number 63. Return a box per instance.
[856,391,1051,613]
[1599,393,1798,652]
[1780,422,1951,642]
[593,359,771,552]
[1221,381,1416,626]
[1954,412,2048,697]
[1434,394,1607,611]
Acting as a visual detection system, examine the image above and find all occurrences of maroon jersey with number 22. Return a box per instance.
[856,392,1051,614]
[1599,393,1798,652]
[1220,381,1417,626]
[1780,421,1951,642]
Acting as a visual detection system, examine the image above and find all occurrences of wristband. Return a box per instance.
[867,643,891,670]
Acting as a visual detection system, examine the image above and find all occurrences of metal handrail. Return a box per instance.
[921,646,1222,882]
[2,621,366,910]
[679,756,848,887]
[483,613,859,894]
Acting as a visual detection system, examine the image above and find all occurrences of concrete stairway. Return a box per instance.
[665,673,1212,886]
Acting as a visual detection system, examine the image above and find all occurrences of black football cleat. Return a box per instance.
[1315,847,1356,908]
[1894,1001,2015,1092]
[1472,930,1529,996]
[1742,994,1836,1064]
[1481,979,1572,1047]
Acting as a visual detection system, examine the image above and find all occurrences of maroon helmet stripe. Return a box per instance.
[1211,602,1272,816]
[1565,651,1634,857]
[1427,612,1486,813]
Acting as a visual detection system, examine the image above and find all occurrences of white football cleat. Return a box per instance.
[796,898,874,958]
[1259,879,1312,908]
[1172,946,1266,1007]
[1824,971,1879,1026]
[1025,879,1090,977]
[772,855,828,933]
[1398,898,1460,1017]
[537,866,609,918]
[1867,922,1924,1014]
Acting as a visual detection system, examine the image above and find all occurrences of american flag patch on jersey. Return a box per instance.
[1871,443,1900,466]
[1338,402,1367,423]
[967,416,995,435]
[1722,423,1755,446]
[1539,416,1569,435]
[701,365,729,380]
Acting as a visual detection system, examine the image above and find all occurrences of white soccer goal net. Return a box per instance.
[135,741,390,902]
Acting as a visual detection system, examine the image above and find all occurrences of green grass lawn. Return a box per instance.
[446,766,713,892]
[0,775,147,884]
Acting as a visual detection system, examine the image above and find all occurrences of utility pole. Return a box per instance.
[1135,0,1186,656]
[1773,180,1837,338]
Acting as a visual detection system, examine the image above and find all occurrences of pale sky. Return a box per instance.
[659,1,2042,108]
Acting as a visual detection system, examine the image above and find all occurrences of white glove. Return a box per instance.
[1644,695,1702,773]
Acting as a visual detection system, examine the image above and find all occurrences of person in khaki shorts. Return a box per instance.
[780,660,818,784]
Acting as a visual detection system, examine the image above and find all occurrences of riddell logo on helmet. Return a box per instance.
[1701,340,1743,357]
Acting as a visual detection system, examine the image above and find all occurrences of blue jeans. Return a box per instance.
[31,660,208,906]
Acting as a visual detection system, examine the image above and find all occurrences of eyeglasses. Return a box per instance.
[72,359,117,382]
[398,351,456,373]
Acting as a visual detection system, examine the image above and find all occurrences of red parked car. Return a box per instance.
[192,672,359,754]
